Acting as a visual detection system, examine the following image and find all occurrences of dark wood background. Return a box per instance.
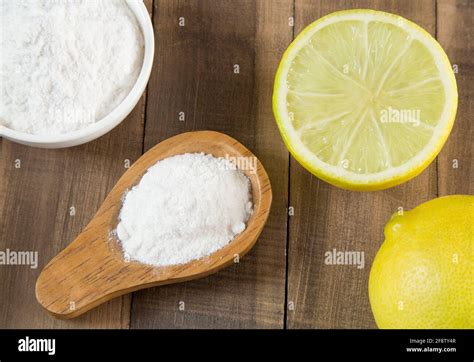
[0,0,471,329]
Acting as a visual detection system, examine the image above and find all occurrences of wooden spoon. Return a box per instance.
[36,131,272,318]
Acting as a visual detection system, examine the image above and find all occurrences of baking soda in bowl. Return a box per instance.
[116,153,253,267]
[0,0,144,135]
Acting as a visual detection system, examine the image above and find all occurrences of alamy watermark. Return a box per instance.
[18,336,55,356]
[47,106,95,127]
[0,249,38,269]
[223,155,257,174]
[380,107,421,127]
[324,248,364,269]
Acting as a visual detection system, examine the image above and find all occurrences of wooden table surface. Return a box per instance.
[0,0,472,329]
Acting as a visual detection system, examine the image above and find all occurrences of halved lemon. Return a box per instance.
[273,10,457,190]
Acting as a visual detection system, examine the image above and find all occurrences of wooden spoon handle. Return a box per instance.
[35,225,150,318]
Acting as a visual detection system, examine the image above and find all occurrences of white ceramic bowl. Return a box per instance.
[0,0,154,148]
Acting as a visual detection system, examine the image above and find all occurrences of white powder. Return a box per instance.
[117,153,253,266]
[0,0,144,134]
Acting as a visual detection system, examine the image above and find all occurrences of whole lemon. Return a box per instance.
[369,195,473,329]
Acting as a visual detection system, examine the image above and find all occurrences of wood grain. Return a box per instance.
[0,0,153,328]
[0,99,145,328]
[0,0,471,329]
[35,131,272,318]
[286,0,438,329]
[130,0,292,328]
[437,0,473,195]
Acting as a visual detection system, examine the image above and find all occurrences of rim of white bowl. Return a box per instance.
[0,0,155,148]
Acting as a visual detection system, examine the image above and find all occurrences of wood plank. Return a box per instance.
[437,0,473,195]
[0,0,153,328]
[130,0,292,328]
[287,0,437,328]
[0,100,144,329]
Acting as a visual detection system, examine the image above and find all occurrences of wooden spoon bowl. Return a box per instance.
[36,131,272,318]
